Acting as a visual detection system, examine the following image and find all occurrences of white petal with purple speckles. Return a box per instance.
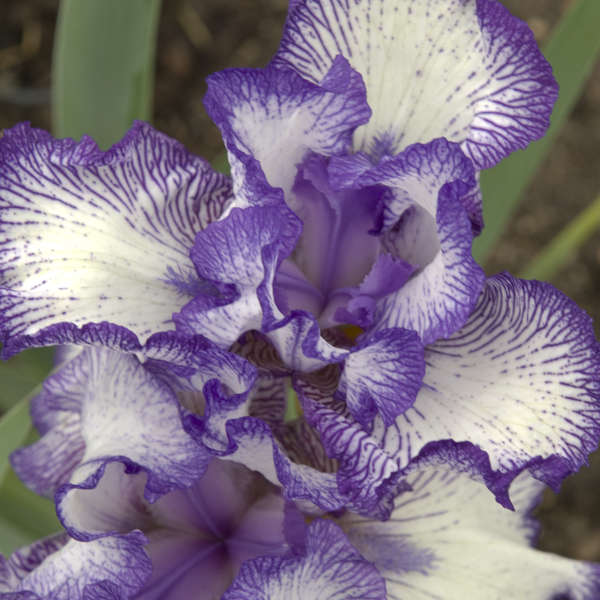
[330,139,485,344]
[204,57,370,206]
[11,350,89,497]
[0,122,231,352]
[342,465,600,600]
[176,203,300,349]
[3,533,150,599]
[223,520,386,600]
[377,274,600,499]
[10,347,209,538]
[338,328,424,426]
[274,0,557,168]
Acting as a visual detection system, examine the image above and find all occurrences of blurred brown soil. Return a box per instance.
[1,0,600,561]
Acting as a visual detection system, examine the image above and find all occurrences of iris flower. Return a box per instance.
[3,347,599,598]
[1,0,600,598]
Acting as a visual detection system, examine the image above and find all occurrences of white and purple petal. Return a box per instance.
[223,520,386,600]
[342,465,600,600]
[0,122,231,356]
[377,274,600,504]
[204,56,370,205]
[301,395,408,520]
[331,138,485,344]
[12,346,209,527]
[274,0,558,168]
[338,328,424,426]
[175,203,301,349]
[0,533,150,600]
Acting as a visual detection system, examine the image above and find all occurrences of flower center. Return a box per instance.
[274,154,383,327]
[138,460,290,599]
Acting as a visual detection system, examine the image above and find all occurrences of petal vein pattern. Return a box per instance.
[204,56,371,206]
[376,274,600,503]
[0,121,232,353]
[274,0,558,167]
[342,465,600,600]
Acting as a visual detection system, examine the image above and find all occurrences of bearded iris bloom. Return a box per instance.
[1,0,600,598]
[2,347,600,599]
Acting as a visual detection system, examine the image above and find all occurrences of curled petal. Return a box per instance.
[342,464,600,600]
[331,138,485,344]
[0,122,231,356]
[274,0,558,168]
[377,274,600,505]
[223,520,386,600]
[0,534,150,599]
[204,56,370,205]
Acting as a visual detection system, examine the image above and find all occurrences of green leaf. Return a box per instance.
[0,391,36,483]
[473,0,600,263]
[0,388,61,556]
[0,347,54,413]
[52,0,162,148]
[0,468,61,556]
[519,192,600,281]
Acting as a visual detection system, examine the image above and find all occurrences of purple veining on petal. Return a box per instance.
[375,273,600,506]
[204,55,370,207]
[274,0,558,168]
[11,345,210,535]
[223,520,386,600]
[330,138,484,344]
[338,327,425,427]
[175,202,301,349]
[1,532,151,599]
[0,121,232,352]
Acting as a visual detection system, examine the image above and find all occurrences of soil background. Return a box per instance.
[1,0,600,562]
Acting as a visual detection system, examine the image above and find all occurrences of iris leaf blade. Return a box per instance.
[52,0,162,148]
[473,0,600,263]
[0,388,61,556]
[0,348,54,413]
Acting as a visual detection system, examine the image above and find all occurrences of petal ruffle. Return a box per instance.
[330,138,485,344]
[0,122,231,355]
[1,533,150,600]
[376,274,600,504]
[342,464,600,600]
[204,56,370,205]
[274,0,558,168]
[175,203,301,349]
[223,520,386,600]
[11,346,209,534]
[338,328,424,427]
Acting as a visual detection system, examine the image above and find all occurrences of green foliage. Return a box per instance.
[0,390,61,556]
[473,0,600,264]
[52,0,162,148]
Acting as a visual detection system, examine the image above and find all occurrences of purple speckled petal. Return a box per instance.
[331,138,485,344]
[0,534,69,592]
[204,56,370,206]
[338,328,424,426]
[342,464,600,600]
[265,311,348,372]
[0,121,231,355]
[11,346,208,535]
[0,533,150,599]
[274,0,558,168]
[301,395,408,520]
[223,520,386,600]
[375,274,600,503]
[175,203,301,349]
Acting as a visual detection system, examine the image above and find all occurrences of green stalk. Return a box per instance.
[519,193,600,281]
[52,0,162,147]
